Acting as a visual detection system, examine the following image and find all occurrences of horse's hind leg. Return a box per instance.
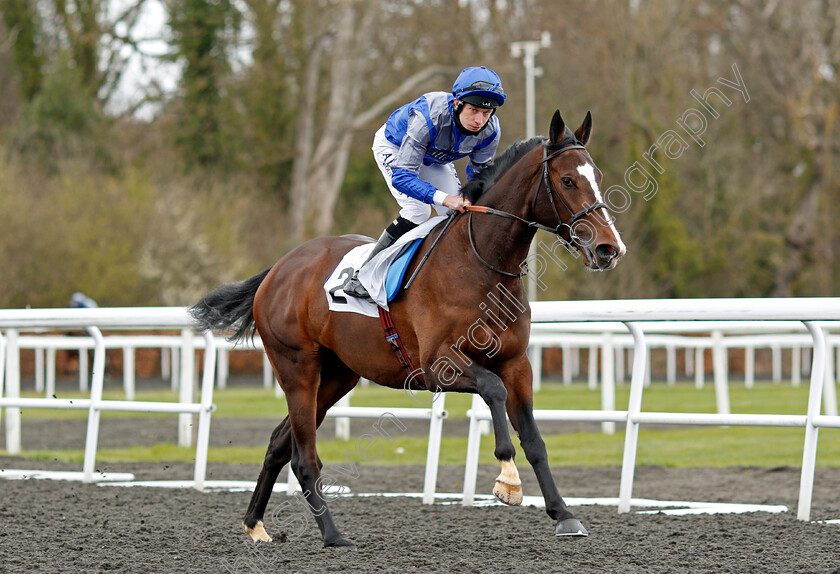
[242,415,292,542]
[243,356,358,544]
[283,354,358,549]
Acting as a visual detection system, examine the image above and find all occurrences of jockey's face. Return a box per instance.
[455,100,494,132]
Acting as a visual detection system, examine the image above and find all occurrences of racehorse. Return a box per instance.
[191,111,626,549]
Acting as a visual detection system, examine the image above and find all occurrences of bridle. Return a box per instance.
[538,144,609,236]
[465,142,610,277]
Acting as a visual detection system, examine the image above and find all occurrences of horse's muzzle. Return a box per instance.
[592,242,624,270]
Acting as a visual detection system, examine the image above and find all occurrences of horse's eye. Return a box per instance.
[561,177,574,188]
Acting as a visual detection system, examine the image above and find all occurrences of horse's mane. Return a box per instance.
[462,136,548,203]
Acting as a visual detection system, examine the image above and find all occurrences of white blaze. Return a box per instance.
[577,162,626,254]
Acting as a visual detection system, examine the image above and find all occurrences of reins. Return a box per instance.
[403,211,457,290]
[465,207,529,278]
[464,142,610,277]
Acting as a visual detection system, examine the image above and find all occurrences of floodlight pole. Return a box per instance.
[511,31,551,302]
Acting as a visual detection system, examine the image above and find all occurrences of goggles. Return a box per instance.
[455,81,505,96]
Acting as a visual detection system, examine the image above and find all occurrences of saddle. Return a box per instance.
[324,216,446,316]
[383,238,424,302]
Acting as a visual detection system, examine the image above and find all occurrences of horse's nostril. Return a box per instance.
[596,244,616,262]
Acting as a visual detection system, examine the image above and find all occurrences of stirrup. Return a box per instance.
[343,275,372,300]
[343,228,398,301]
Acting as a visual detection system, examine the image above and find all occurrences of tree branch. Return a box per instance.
[350,64,452,130]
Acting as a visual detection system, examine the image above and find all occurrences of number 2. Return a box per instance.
[328,267,355,305]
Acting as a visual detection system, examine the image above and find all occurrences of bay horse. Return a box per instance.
[191,111,626,549]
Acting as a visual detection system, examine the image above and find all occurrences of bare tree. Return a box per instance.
[2,0,152,106]
[719,0,840,295]
[1,0,44,101]
[286,0,450,239]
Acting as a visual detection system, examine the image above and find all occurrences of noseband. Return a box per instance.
[465,142,610,277]
[538,144,609,237]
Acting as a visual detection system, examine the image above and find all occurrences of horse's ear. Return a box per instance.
[574,111,593,145]
[549,110,566,144]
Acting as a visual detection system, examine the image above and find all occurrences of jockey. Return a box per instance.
[343,65,506,300]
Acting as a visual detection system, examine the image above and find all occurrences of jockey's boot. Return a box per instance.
[343,230,397,300]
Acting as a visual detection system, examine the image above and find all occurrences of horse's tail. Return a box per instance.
[189,267,271,343]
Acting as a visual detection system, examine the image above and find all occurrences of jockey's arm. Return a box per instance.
[390,111,449,206]
[391,154,470,212]
[391,143,470,212]
[391,165,441,205]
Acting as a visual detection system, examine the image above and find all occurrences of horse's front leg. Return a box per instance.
[500,358,589,537]
[468,365,523,506]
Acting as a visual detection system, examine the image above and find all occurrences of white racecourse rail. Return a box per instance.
[0,308,217,488]
[2,299,840,521]
[0,307,447,503]
[463,298,840,522]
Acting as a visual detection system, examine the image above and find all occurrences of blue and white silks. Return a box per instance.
[384,92,500,204]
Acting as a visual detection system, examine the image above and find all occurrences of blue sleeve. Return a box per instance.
[391,168,438,204]
[466,161,491,181]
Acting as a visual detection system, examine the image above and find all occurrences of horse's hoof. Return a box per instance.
[493,480,523,506]
[244,520,273,543]
[555,518,588,537]
[325,537,357,551]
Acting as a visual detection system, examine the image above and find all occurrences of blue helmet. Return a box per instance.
[452,66,506,109]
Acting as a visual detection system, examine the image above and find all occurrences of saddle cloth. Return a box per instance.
[324,216,446,317]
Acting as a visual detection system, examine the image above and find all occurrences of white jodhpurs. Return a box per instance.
[372,126,461,225]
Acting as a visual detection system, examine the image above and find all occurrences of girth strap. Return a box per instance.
[378,307,424,384]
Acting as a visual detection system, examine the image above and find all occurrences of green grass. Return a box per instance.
[6,380,840,468]
[15,379,827,420]
[15,386,282,420]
